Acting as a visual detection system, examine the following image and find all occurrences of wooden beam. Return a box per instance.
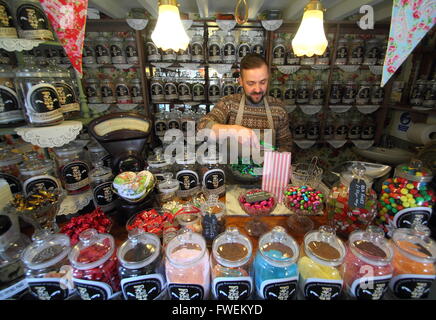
[89,0,128,18]
[283,0,308,20]
[196,0,209,19]
[325,0,384,20]
[135,0,159,18]
[248,0,265,20]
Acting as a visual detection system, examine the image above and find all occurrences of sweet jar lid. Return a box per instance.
[224,32,235,43]
[165,230,207,267]
[19,152,52,174]
[395,159,433,182]
[53,141,83,157]
[340,163,374,186]
[348,226,393,266]
[0,147,22,166]
[392,223,436,264]
[209,32,221,44]
[303,225,346,267]
[212,227,252,268]
[157,172,179,192]
[258,226,299,267]
[21,230,71,270]
[68,229,115,270]
[117,229,160,269]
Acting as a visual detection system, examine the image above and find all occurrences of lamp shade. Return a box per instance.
[151,4,190,52]
[291,8,328,57]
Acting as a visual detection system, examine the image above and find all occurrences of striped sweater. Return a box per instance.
[197,93,293,152]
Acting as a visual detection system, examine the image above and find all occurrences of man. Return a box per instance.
[197,53,292,152]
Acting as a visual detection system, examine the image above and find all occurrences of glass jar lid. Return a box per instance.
[192,32,203,44]
[339,163,374,187]
[239,31,250,43]
[209,32,221,45]
[19,152,53,176]
[258,226,299,267]
[21,230,71,270]
[68,229,115,270]
[212,227,252,268]
[348,226,393,266]
[0,147,22,166]
[53,142,83,158]
[165,230,206,267]
[110,35,123,42]
[157,172,179,193]
[392,223,436,264]
[87,141,106,153]
[117,229,160,269]
[303,225,346,267]
[224,32,235,43]
[395,159,433,183]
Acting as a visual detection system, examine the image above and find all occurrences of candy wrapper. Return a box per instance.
[126,208,176,237]
[113,170,155,202]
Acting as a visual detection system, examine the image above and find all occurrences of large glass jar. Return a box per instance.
[69,229,120,300]
[156,172,179,205]
[363,38,380,66]
[95,36,111,65]
[0,1,17,38]
[191,31,204,63]
[315,46,330,65]
[296,80,310,104]
[222,32,236,64]
[334,114,348,140]
[293,114,307,139]
[360,115,376,140]
[85,78,102,104]
[0,147,23,194]
[340,226,394,300]
[283,80,296,105]
[323,114,335,140]
[0,66,24,126]
[147,148,172,182]
[342,80,357,105]
[376,160,435,237]
[237,31,251,63]
[335,38,348,65]
[309,80,324,105]
[51,69,81,119]
[208,73,221,103]
[154,112,167,138]
[329,80,343,105]
[349,38,365,65]
[87,141,111,169]
[124,36,139,65]
[423,79,436,109]
[286,46,300,65]
[208,32,222,63]
[145,39,161,62]
[19,152,60,196]
[327,164,378,238]
[177,45,191,62]
[13,0,54,40]
[410,79,426,107]
[83,38,97,65]
[150,72,165,103]
[370,84,384,105]
[15,66,64,126]
[164,77,178,102]
[192,75,205,102]
[165,230,210,300]
[298,226,346,300]
[117,229,165,300]
[21,230,72,300]
[306,117,321,140]
[100,78,116,104]
[115,77,132,104]
[130,78,143,104]
[268,78,282,100]
[222,74,235,96]
[252,31,265,56]
[178,75,192,102]
[200,154,225,198]
[54,142,91,195]
[175,153,200,200]
[356,81,371,105]
[254,226,299,300]
[109,35,126,64]
[90,161,117,213]
[272,36,286,66]
[389,224,436,299]
[348,113,363,140]
[211,227,253,300]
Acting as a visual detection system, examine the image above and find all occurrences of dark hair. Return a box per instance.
[240,53,268,76]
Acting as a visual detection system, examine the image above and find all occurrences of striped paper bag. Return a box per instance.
[262,151,292,203]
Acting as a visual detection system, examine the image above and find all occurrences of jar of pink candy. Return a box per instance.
[238,189,277,216]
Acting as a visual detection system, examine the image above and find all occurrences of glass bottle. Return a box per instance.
[85,78,102,104]
[165,230,210,300]
[117,229,165,300]
[327,164,378,238]
[0,1,17,38]
[272,35,286,66]
[124,36,139,65]
[363,38,380,66]
[13,0,54,40]
[349,38,365,65]
[156,172,179,205]
[211,227,253,300]
[115,77,132,104]
[254,226,299,300]
[298,225,346,300]
[150,72,165,102]
[54,142,91,195]
[83,38,97,65]
[191,31,204,63]
[342,80,357,105]
[309,80,325,105]
[335,38,348,65]
[69,229,120,300]
[21,230,72,300]
[208,73,221,103]
[200,153,226,198]
[356,81,371,105]
[51,68,81,119]
[0,146,23,194]
[95,35,111,65]
[340,226,394,300]
[208,32,222,63]
[130,78,143,104]
[0,66,25,126]
[296,80,310,104]
[252,32,265,56]
[100,78,116,104]
[237,31,251,63]
[109,35,126,64]
[90,161,117,213]
[145,39,161,62]
[268,78,282,100]
[329,80,343,105]
[222,32,236,64]
[175,153,200,200]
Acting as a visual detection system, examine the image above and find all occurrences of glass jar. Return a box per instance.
[15,66,64,126]
[300,55,315,65]
[340,226,394,300]
[175,206,203,234]
[45,47,61,66]
[164,78,178,102]
[150,72,165,102]
[335,38,348,65]
[0,147,23,194]
[423,79,436,109]
[298,225,346,300]
[315,46,330,65]
[222,32,236,64]
[109,35,126,64]
[167,109,180,130]
[83,38,97,65]
[177,45,191,62]
[154,112,167,138]
[334,114,348,140]
[147,148,172,181]
[324,114,335,140]
[157,172,179,205]
[284,80,296,105]
[165,230,210,300]
[162,48,177,63]
[175,153,200,200]
[145,40,161,62]
[208,73,221,103]
[100,78,116,104]
[85,78,102,104]
[211,227,253,300]
[376,160,435,237]
[296,80,310,104]
[201,195,225,245]
[117,229,165,300]
[21,230,72,300]
[200,154,225,198]
[54,142,91,195]
[222,74,235,96]
[254,226,299,300]
[208,32,222,63]
[191,31,204,63]
[342,80,357,105]
[0,66,25,126]
[178,75,192,102]
[410,79,426,107]
[286,46,300,65]
[90,161,117,213]
[349,38,365,65]
[124,36,139,65]
[237,31,251,63]
[268,79,282,100]
[306,117,321,140]
[69,229,120,300]
[95,36,111,65]
[309,80,324,105]
[377,40,387,65]
[14,0,54,40]
[360,115,375,140]
[19,152,60,196]
[356,81,371,105]
[115,77,132,104]
[252,32,265,56]
[130,78,143,104]
[51,69,81,119]
[329,80,343,105]
[348,114,363,140]
[363,38,380,66]
[0,1,17,38]
[327,164,378,238]
[87,142,111,169]
[272,36,286,66]
[389,224,436,299]
[293,114,307,140]
[370,84,384,105]
[192,75,205,102]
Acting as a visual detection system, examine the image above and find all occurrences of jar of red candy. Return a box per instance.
[68,229,120,300]
[340,226,394,300]
[54,142,90,195]
[0,146,23,194]
[376,160,435,237]
[389,223,436,299]
[21,230,73,300]
[126,208,175,237]
[327,164,377,238]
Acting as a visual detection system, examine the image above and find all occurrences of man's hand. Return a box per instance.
[211,124,260,149]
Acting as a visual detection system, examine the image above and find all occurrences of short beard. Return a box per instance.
[245,93,264,105]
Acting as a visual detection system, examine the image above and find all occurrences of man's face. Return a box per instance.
[239,64,269,104]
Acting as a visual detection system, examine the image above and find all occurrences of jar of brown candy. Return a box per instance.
[100,78,116,104]
[51,67,81,119]
[13,0,54,40]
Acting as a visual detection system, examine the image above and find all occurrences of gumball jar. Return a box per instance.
[376,160,435,237]
[327,164,378,239]
[69,229,120,300]
[284,185,325,216]
[340,226,394,300]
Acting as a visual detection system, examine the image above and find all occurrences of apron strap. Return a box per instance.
[235,95,246,126]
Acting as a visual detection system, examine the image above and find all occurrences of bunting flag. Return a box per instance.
[39,0,88,75]
[381,0,436,87]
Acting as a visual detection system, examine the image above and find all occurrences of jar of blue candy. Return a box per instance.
[253,226,299,300]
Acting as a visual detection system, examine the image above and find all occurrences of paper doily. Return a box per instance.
[329,105,352,113]
[352,140,374,149]
[294,140,316,149]
[369,65,383,75]
[277,65,301,74]
[337,65,360,73]
[311,65,330,70]
[327,140,347,149]
[284,105,297,113]
[182,20,194,30]
[180,63,201,70]
[151,62,172,69]
[299,104,322,115]
[117,104,138,111]
[88,103,111,114]
[58,189,94,216]
[0,38,43,52]
[126,18,149,30]
[356,105,380,114]
[113,64,135,69]
[15,120,83,148]
[216,20,237,32]
[261,20,283,31]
